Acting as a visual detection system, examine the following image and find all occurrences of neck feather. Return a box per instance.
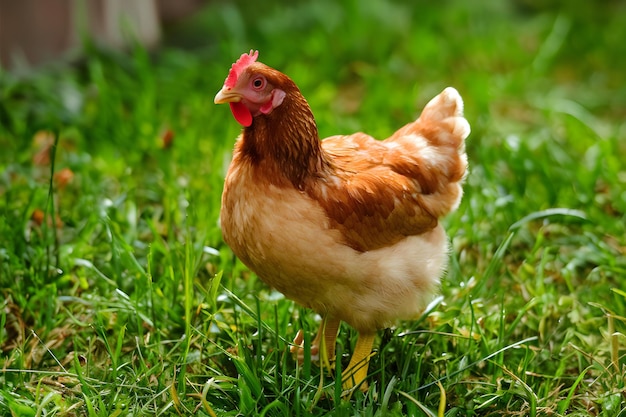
[239,91,330,189]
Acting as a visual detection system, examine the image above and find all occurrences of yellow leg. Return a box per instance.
[290,316,340,367]
[319,317,340,369]
[310,317,341,408]
[342,332,376,394]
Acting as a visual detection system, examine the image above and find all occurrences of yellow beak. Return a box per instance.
[214,87,242,104]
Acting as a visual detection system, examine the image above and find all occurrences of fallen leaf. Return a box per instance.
[54,167,74,189]
[161,128,175,149]
[31,208,63,228]
[32,131,55,165]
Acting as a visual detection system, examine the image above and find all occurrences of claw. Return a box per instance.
[290,329,320,363]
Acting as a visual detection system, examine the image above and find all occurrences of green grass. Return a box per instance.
[1,0,625,415]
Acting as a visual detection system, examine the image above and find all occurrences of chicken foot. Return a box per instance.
[341,332,376,394]
[290,316,340,368]
[291,320,375,395]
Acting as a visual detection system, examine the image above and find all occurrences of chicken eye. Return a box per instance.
[252,77,266,90]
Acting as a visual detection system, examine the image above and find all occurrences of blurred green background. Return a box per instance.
[1,0,625,415]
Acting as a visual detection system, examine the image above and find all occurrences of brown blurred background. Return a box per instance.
[0,0,206,69]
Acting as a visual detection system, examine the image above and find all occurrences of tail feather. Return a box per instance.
[422,87,465,121]
[418,87,470,148]
[384,87,470,217]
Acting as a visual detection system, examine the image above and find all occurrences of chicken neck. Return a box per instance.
[239,91,333,190]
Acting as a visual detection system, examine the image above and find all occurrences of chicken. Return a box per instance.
[214,50,469,394]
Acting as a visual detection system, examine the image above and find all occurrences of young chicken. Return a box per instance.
[214,50,469,394]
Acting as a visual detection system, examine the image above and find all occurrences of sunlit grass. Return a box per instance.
[1,0,625,415]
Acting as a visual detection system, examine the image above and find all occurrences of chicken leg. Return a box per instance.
[341,332,376,393]
[291,316,340,369]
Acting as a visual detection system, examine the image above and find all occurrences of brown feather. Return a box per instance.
[220,62,469,330]
[229,65,467,252]
[218,57,469,391]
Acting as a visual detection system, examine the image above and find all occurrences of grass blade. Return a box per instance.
[508,208,587,231]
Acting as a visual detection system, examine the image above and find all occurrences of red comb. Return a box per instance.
[224,50,259,88]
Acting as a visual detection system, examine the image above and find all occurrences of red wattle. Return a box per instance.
[230,102,252,127]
